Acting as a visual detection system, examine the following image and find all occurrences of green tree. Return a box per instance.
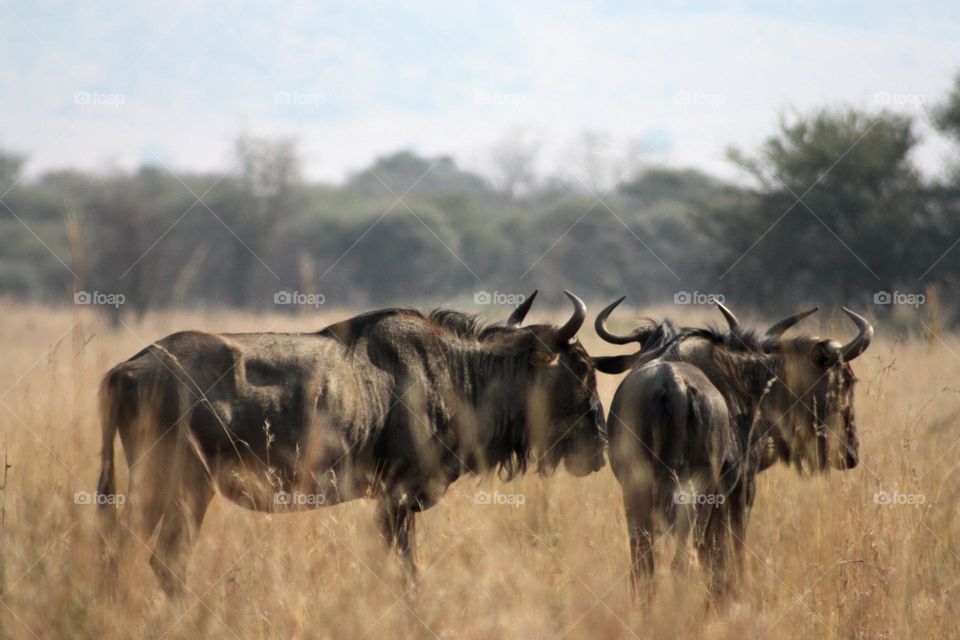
[714,108,925,309]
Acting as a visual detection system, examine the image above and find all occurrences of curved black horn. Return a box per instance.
[505,290,537,327]
[555,290,586,343]
[715,301,739,331]
[594,297,646,345]
[839,307,873,362]
[765,307,820,339]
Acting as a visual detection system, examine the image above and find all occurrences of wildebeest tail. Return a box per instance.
[653,380,700,526]
[97,363,138,532]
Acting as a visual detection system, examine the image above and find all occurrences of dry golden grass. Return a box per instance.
[1,300,958,639]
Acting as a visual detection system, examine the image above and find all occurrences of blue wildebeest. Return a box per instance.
[97,292,606,595]
[592,300,873,594]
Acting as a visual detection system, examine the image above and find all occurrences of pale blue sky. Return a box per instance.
[2,1,959,183]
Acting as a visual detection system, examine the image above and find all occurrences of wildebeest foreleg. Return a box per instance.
[376,498,418,590]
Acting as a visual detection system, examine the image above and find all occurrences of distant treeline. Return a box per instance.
[3,75,960,327]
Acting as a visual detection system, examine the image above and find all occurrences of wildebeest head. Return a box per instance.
[745,307,873,472]
[514,291,606,477]
[593,298,873,474]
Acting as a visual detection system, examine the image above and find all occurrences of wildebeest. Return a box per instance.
[592,300,873,593]
[97,291,606,595]
[597,358,736,594]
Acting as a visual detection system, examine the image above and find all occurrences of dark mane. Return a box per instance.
[633,318,766,368]
[703,322,765,352]
[317,307,495,345]
[635,320,777,413]
[632,318,688,366]
[427,308,490,340]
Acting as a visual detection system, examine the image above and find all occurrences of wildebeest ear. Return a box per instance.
[811,340,842,368]
[505,290,537,327]
[592,352,641,374]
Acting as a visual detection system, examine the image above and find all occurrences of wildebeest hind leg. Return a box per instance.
[149,444,214,598]
[101,460,164,596]
[622,485,655,600]
[671,495,695,574]
[376,498,418,595]
[117,432,170,561]
[727,482,751,587]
